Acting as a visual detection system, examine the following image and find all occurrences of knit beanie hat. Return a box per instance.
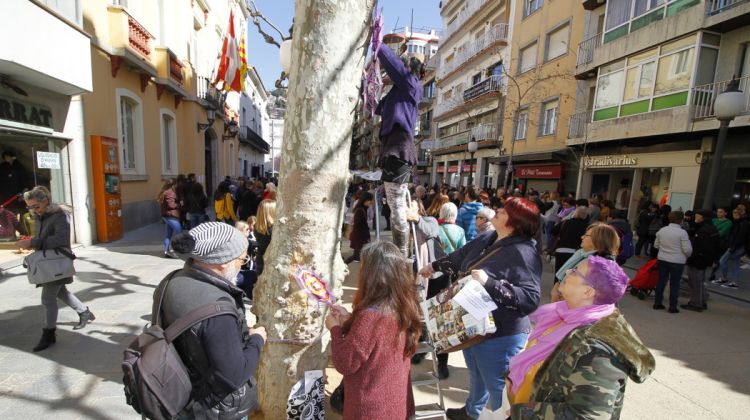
[172,222,248,265]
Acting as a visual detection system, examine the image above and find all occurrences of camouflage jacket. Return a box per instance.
[511,310,655,419]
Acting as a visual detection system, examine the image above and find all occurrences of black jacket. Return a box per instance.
[237,189,260,221]
[255,229,272,275]
[553,218,589,252]
[636,210,656,237]
[184,191,208,214]
[432,232,542,338]
[160,263,264,416]
[686,221,721,269]
[727,218,750,252]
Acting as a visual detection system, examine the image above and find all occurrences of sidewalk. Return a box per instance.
[0,221,749,419]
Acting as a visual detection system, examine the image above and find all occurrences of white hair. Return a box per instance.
[477,207,495,220]
[439,202,458,223]
[266,182,276,192]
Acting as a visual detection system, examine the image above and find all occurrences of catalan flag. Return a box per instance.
[239,28,248,92]
[214,11,243,93]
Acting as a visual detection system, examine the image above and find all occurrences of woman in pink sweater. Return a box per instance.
[326,241,422,419]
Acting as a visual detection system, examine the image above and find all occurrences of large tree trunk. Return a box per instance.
[252,0,374,416]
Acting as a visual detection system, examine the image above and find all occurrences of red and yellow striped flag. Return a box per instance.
[238,28,248,92]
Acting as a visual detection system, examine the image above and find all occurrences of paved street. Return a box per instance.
[1,222,749,419]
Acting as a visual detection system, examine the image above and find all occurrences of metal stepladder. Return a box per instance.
[409,218,447,420]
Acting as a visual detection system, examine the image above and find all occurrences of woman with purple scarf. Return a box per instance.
[508,256,655,419]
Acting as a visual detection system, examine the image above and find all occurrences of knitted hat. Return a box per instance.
[172,222,249,265]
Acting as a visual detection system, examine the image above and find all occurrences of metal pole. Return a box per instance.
[468,151,475,187]
[701,118,731,210]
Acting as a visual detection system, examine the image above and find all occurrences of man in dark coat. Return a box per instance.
[0,150,28,213]
[683,210,721,311]
[167,222,266,417]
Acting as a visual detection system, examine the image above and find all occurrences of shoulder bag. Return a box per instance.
[23,247,77,285]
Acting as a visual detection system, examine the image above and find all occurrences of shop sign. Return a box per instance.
[516,164,562,179]
[583,155,638,168]
[37,151,61,169]
[0,96,53,129]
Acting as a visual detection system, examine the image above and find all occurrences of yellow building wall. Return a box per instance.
[503,0,585,156]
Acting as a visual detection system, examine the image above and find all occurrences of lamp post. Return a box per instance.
[197,108,216,132]
[467,137,478,188]
[702,79,744,210]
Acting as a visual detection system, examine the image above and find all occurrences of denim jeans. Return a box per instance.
[462,332,528,418]
[41,282,86,328]
[720,247,745,283]
[162,217,182,253]
[186,212,206,229]
[656,260,685,309]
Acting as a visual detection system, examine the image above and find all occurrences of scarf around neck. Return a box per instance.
[507,300,615,394]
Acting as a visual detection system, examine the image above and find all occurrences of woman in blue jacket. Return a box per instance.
[419,197,543,420]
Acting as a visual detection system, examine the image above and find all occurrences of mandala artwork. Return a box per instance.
[293,267,335,306]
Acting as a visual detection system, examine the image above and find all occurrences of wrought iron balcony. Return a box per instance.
[463,75,502,102]
[692,76,750,119]
[568,110,592,138]
[576,33,601,68]
[239,126,270,154]
[197,76,226,112]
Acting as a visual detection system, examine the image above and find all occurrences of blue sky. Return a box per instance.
[246,0,443,90]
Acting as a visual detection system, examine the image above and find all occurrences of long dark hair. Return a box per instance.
[214,181,230,201]
[355,192,374,211]
[342,241,422,357]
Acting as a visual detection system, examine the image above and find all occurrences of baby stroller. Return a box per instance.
[629,258,659,300]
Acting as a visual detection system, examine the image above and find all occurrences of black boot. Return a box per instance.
[33,328,56,352]
[436,353,450,379]
[73,308,95,330]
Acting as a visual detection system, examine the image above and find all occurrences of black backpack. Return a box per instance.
[122,270,238,420]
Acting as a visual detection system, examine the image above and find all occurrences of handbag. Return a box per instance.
[23,247,76,285]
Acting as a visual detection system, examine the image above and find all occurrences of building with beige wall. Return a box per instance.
[498,0,586,194]
[431,0,507,189]
[569,0,750,219]
[81,0,250,234]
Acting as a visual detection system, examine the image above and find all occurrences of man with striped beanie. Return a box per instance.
[157,222,266,418]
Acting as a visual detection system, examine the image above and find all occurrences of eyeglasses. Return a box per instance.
[236,254,251,265]
[564,267,585,279]
[27,204,42,210]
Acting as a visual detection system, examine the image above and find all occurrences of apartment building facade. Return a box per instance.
[239,67,270,179]
[570,0,750,220]
[81,0,251,232]
[431,0,508,189]
[499,0,586,194]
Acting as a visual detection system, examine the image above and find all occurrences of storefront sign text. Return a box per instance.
[516,165,562,179]
[0,96,53,128]
[37,151,61,169]
[583,155,638,168]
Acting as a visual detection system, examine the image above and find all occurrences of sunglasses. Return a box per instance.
[27,204,42,210]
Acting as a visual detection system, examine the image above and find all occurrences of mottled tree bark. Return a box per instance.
[251,0,374,416]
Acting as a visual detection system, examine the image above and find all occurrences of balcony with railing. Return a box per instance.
[239,126,271,153]
[434,95,465,119]
[438,24,508,80]
[419,95,435,108]
[463,75,502,102]
[197,75,226,112]
[692,76,750,119]
[435,123,498,150]
[442,0,493,43]
[575,33,601,72]
[568,110,592,139]
[707,0,750,15]
[107,6,157,76]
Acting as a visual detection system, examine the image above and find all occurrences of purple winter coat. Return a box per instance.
[375,44,422,138]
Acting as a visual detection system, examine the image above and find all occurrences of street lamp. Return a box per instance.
[197,108,216,132]
[702,78,744,209]
[467,137,478,188]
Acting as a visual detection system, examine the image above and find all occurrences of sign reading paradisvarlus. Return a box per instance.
[583,155,638,168]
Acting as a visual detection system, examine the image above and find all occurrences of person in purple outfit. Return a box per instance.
[375,43,423,257]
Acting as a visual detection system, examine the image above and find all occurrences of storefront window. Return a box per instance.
[637,167,672,209]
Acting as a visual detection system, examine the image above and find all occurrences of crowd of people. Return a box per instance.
[332,179,750,419]
[157,174,279,303]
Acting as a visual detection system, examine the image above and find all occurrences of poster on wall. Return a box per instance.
[36,151,61,169]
